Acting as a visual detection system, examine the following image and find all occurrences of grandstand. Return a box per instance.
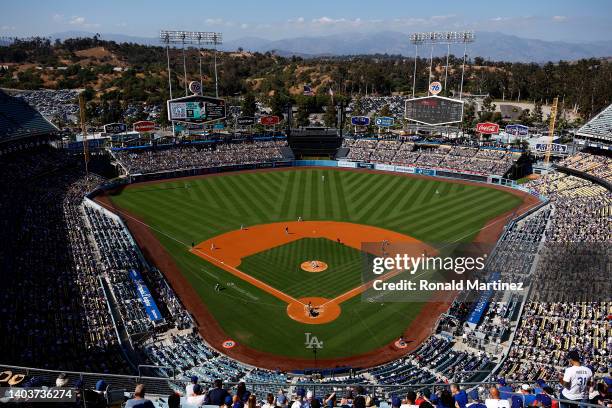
[576,103,612,147]
[0,89,58,147]
[1,35,611,408]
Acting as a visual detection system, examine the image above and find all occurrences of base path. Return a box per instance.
[191,221,435,324]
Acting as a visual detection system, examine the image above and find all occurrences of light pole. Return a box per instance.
[160,30,223,97]
[410,31,475,99]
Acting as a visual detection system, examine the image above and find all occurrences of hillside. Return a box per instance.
[0,36,611,124]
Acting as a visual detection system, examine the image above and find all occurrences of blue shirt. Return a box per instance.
[455,391,469,408]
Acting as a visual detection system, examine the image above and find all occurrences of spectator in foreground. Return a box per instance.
[186,375,198,396]
[559,350,592,408]
[246,394,257,408]
[520,384,536,407]
[168,392,181,408]
[324,392,337,408]
[485,387,510,408]
[206,379,231,405]
[439,390,456,408]
[292,389,309,408]
[354,396,366,408]
[237,382,252,403]
[534,386,554,408]
[188,384,207,406]
[222,396,234,408]
[418,389,435,408]
[262,393,276,408]
[56,373,70,387]
[125,384,154,408]
[401,391,419,408]
[277,390,288,407]
[452,384,469,408]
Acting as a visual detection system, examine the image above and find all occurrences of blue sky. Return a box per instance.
[1,0,611,42]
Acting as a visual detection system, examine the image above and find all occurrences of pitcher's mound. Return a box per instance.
[301,260,328,272]
[287,297,341,324]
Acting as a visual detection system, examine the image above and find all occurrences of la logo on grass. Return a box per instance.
[304,333,324,349]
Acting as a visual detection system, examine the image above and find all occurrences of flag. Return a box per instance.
[303,85,314,96]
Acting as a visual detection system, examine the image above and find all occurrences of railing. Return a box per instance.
[0,363,606,408]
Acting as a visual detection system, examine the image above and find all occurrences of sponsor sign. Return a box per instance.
[351,116,370,126]
[337,160,357,168]
[374,163,395,172]
[167,95,226,124]
[429,81,442,95]
[357,162,374,169]
[535,143,568,153]
[395,165,415,174]
[414,168,436,176]
[188,81,202,95]
[128,269,163,322]
[404,96,463,125]
[237,116,255,126]
[133,120,155,132]
[375,116,394,127]
[213,122,225,130]
[505,124,529,136]
[104,122,127,134]
[476,122,500,135]
[260,115,280,126]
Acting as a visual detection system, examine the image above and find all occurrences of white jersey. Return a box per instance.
[562,365,592,400]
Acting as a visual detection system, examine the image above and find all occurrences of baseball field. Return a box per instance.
[104,168,533,369]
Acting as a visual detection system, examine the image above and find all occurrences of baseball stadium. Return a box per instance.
[1,4,611,408]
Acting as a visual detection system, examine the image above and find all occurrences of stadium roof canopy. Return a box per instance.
[0,90,58,144]
[576,103,612,148]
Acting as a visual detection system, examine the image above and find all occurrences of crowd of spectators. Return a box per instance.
[114,141,288,174]
[496,171,611,382]
[1,143,610,406]
[0,147,128,373]
[343,139,516,176]
[558,152,612,184]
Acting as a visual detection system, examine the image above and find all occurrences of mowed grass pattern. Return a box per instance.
[240,238,364,299]
[110,169,523,359]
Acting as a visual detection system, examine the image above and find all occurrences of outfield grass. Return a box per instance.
[110,168,523,360]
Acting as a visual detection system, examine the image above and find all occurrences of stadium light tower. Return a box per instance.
[159,30,223,98]
[410,31,475,99]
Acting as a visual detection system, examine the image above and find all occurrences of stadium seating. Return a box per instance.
[576,103,612,143]
[113,140,288,174]
[342,138,516,176]
[0,90,58,141]
[558,152,612,184]
[0,139,610,406]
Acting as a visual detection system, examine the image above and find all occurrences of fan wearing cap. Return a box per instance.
[519,384,536,407]
[559,350,592,407]
[292,388,310,408]
[187,384,207,406]
[497,379,513,401]
[186,376,199,397]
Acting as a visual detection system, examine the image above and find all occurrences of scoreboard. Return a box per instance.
[167,95,226,124]
[405,96,464,126]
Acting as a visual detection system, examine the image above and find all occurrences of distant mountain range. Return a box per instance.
[47,30,612,62]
